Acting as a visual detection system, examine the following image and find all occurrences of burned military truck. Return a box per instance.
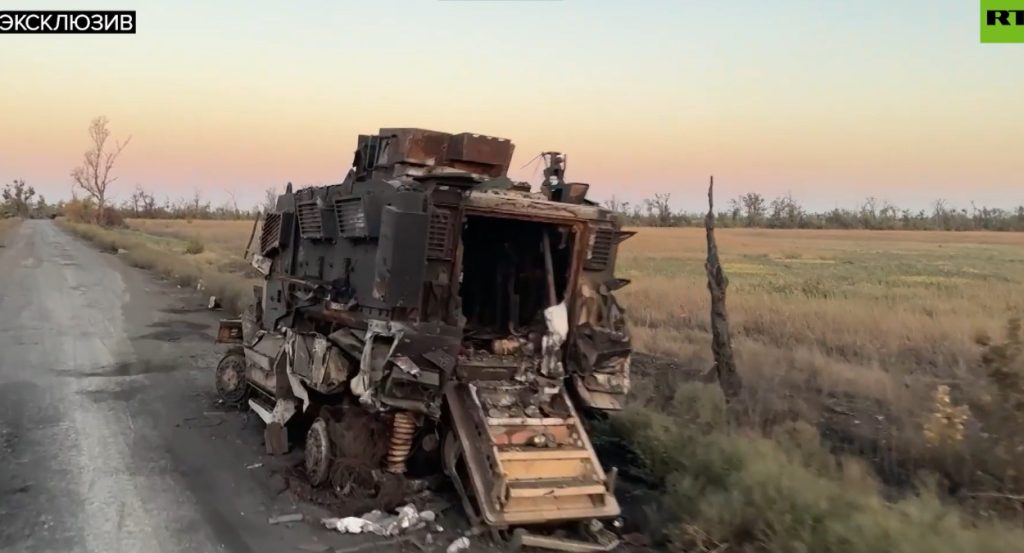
[215,128,634,545]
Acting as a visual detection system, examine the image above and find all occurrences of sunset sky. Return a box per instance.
[1,0,1021,212]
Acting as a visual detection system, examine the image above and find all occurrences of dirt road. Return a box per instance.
[0,221,356,553]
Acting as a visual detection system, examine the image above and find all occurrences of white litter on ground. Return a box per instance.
[446,536,470,553]
[321,503,436,537]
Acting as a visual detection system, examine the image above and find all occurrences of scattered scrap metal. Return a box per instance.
[268,513,304,525]
[214,128,635,551]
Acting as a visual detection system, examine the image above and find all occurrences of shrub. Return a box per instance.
[62,198,124,227]
[100,207,124,227]
[607,383,1024,553]
[184,239,205,255]
[62,198,94,223]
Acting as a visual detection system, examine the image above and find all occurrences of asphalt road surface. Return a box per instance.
[0,220,360,553]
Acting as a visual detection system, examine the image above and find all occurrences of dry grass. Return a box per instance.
[603,228,1024,549]
[57,219,260,314]
[621,227,1024,395]
[0,217,21,246]
[126,218,256,255]
[118,219,258,279]
[618,227,1024,509]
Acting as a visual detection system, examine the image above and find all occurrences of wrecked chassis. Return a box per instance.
[214,128,634,551]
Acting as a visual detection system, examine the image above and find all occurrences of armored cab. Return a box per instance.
[215,128,634,550]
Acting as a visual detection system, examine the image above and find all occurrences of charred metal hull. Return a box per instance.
[215,128,634,548]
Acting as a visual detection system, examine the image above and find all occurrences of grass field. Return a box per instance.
[61,218,1024,551]
[622,227,1024,367]
[126,218,256,257]
[610,228,1024,550]
[619,227,1024,433]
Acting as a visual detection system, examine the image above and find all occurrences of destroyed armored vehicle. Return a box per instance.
[215,128,634,550]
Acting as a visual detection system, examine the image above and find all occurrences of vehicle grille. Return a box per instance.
[334,197,367,238]
[296,200,325,239]
[260,212,284,255]
[585,227,615,270]
[426,208,454,259]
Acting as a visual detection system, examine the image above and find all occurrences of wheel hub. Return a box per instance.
[305,418,331,487]
[215,353,248,406]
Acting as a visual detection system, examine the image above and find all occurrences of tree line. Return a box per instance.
[1,180,267,223]
[603,192,1024,231]
[1,116,269,225]
[0,179,51,219]
[5,115,1023,232]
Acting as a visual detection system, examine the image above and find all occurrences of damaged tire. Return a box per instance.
[305,417,332,487]
[215,349,249,407]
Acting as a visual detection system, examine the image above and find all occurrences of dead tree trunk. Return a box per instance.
[705,176,743,401]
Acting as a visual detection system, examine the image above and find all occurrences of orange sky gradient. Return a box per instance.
[1,1,1021,212]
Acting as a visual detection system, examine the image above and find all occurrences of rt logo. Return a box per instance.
[982,0,1024,42]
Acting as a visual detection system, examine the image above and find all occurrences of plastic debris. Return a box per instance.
[208,296,221,309]
[268,513,304,524]
[322,516,383,535]
[245,462,263,469]
[446,536,471,553]
[321,504,436,537]
[393,503,426,533]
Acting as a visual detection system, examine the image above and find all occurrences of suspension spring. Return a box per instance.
[386,411,417,474]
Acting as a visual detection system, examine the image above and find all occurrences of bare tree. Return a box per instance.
[738,192,766,227]
[34,195,48,218]
[878,200,899,229]
[262,186,278,213]
[128,185,144,217]
[932,199,951,230]
[70,116,131,225]
[190,189,202,216]
[127,185,156,218]
[225,189,240,216]
[142,192,157,215]
[2,179,36,217]
[643,192,673,226]
[603,195,627,213]
[768,193,803,228]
